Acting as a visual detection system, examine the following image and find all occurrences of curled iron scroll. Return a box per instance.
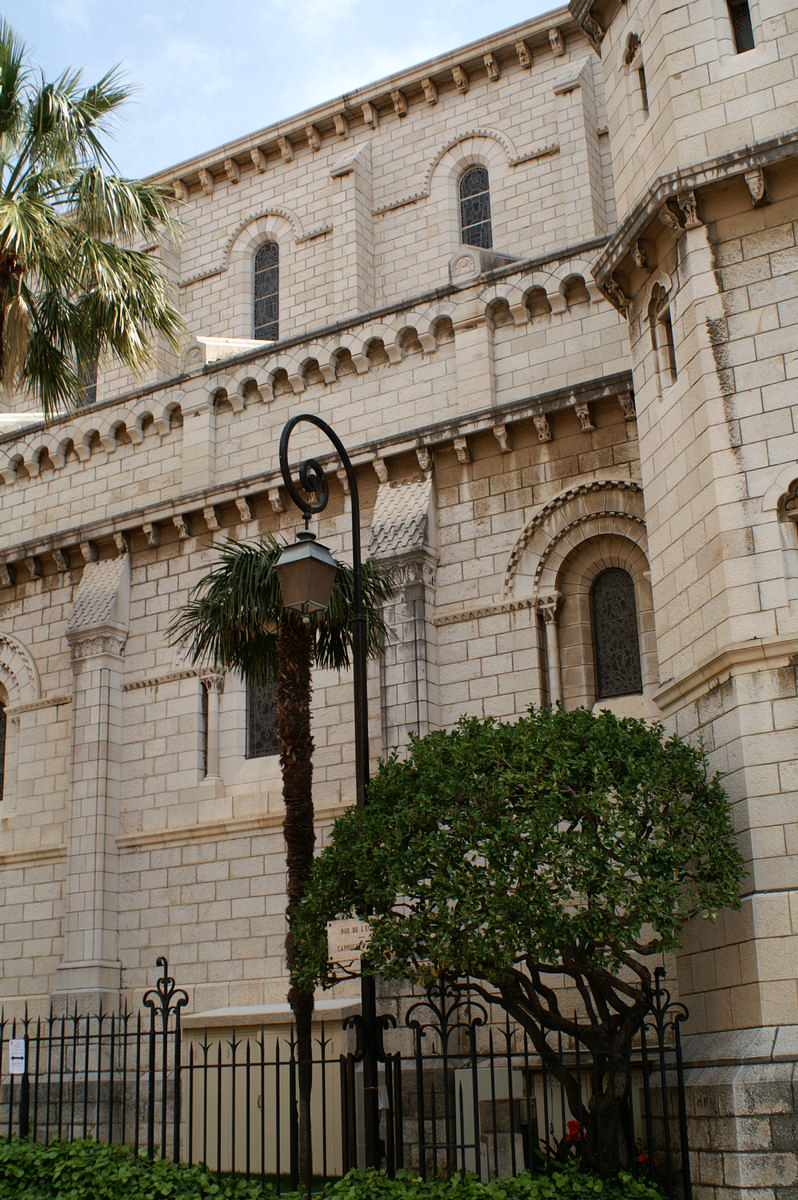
[278,414,338,521]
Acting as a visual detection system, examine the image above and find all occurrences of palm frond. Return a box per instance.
[169,536,396,681]
[0,23,183,414]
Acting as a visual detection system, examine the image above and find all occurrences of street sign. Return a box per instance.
[326,918,371,969]
[8,1038,25,1075]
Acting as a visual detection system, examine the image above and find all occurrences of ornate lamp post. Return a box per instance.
[276,413,381,1169]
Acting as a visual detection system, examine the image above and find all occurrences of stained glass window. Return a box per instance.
[591,569,643,699]
[254,242,279,340]
[247,673,279,758]
[459,166,492,249]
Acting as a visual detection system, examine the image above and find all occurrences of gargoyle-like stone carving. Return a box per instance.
[493,424,510,453]
[574,401,595,431]
[391,89,407,117]
[421,78,438,104]
[483,53,500,81]
[515,40,532,68]
[548,27,565,56]
[306,124,321,151]
[235,497,252,522]
[251,147,267,172]
[198,168,214,195]
[534,415,552,442]
[745,166,769,207]
[224,158,240,184]
[452,65,469,93]
[677,189,701,228]
[454,436,471,464]
[277,136,293,162]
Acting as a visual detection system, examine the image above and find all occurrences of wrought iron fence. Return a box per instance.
[0,960,691,1198]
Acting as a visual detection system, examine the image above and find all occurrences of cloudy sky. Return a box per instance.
[7,0,559,179]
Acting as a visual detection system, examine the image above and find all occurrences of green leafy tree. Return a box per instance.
[0,21,182,417]
[294,705,744,1157]
[170,534,394,1188]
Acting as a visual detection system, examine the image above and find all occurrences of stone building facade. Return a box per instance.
[0,1,796,1192]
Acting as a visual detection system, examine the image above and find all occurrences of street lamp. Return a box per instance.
[276,413,381,1169]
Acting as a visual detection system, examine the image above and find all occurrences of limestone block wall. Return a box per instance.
[592,0,798,223]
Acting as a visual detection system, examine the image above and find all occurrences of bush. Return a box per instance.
[0,1137,277,1200]
[321,1165,664,1200]
[0,1140,664,1200]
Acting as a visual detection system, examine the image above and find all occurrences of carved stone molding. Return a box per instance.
[200,670,225,694]
[391,90,407,117]
[334,112,349,137]
[535,592,561,622]
[421,78,438,105]
[548,27,565,56]
[70,633,127,660]
[534,415,552,442]
[483,53,500,82]
[452,65,469,93]
[515,40,532,68]
[224,158,240,184]
[573,401,594,431]
[435,596,535,628]
[745,166,769,207]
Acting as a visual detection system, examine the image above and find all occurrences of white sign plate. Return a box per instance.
[8,1038,25,1075]
[326,918,371,968]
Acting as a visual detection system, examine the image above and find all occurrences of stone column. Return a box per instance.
[536,593,562,706]
[201,670,225,781]
[53,556,130,1012]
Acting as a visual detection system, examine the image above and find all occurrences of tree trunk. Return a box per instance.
[277,617,316,1193]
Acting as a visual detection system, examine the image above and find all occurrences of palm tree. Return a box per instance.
[0,21,182,418]
[169,533,394,1188]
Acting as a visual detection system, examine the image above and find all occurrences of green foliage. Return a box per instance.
[168,534,395,679]
[0,1141,663,1200]
[319,1165,664,1200]
[294,706,744,992]
[0,1137,277,1200]
[0,20,183,417]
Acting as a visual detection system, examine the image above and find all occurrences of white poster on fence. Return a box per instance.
[8,1038,25,1075]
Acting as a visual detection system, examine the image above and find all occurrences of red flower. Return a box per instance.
[637,1151,659,1168]
[566,1120,583,1145]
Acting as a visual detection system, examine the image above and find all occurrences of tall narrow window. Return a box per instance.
[591,569,643,699]
[247,672,279,758]
[459,166,492,249]
[78,360,98,407]
[649,284,677,391]
[0,699,7,803]
[728,1,755,51]
[254,242,279,340]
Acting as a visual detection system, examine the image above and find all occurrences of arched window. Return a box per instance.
[247,673,278,758]
[254,242,279,340]
[459,166,492,249]
[591,569,643,699]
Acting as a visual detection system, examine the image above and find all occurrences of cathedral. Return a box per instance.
[0,0,796,1191]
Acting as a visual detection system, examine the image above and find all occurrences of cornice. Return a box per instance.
[594,130,798,309]
[117,801,347,850]
[653,633,798,712]
[123,667,202,692]
[434,597,536,628]
[150,11,577,200]
[0,370,633,587]
[0,843,66,866]
[6,693,71,716]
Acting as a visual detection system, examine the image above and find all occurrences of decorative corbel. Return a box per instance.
[142,522,159,547]
[52,548,69,572]
[334,112,349,137]
[203,506,220,532]
[224,158,240,184]
[574,401,595,432]
[306,124,321,151]
[658,205,682,235]
[372,455,389,484]
[483,53,500,81]
[362,101,379,128]
[25,556,41,580]
[251,146,267,172]
[534,415,552,442]
[173,515,189,539]
[198,168,214,195]
[391,89,407,117]
[548,27,566,56]
[277,136,294,162]
[454,436,471,464]
[632,240,648,270]
[0,562,14,587]
[80,541,98,563]
[493,424,510,453]
[172,179,188,202]
[421,77,438,105]
[235,497,252,522]
[745,166,769,207]
[677,189,702,228]
[515,40,532,68]
[452,65,469,93]
[617,390,636,421]
[416,445,432,472]
[268,488,284,513]
[114,532,129,556]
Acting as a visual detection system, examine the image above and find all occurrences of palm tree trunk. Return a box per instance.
[278,616,316,1193]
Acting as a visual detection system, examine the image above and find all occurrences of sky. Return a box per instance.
[6,0,559,180]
